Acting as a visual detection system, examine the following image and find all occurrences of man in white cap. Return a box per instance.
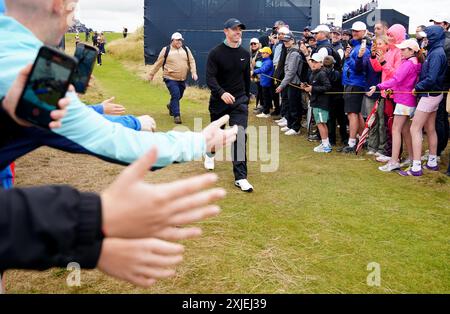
[310,24,332,60]
[341,21,371,154]
[149,32,198,124]
[272,26,290,119]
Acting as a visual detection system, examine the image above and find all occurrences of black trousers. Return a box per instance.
[286,86,302,132]
[256,82,264,109]
[261,87,273,114]
[210,102,249,181]
[436,93,449,156]
[272,87,280,115]
[328,95,349,145]
[280,88,289,117]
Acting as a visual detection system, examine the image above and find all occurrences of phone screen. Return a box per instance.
[73,44,97,93]
[16,46,77,128]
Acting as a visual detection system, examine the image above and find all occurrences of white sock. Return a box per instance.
[412,160,422,172]
[348,138,357,148]
[428,155,438,167]
[322,138,330,147]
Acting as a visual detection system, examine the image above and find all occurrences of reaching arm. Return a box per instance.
[148,47,167,77]
[0,186,103,271]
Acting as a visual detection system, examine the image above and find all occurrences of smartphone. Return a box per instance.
[361,39,367,50]
[72,43,98,93]
[15,46,77,128]
[342,40,349,49]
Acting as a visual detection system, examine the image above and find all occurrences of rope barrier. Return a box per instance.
[258,74,450,95]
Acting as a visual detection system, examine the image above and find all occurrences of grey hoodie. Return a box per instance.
[279,45,303,90]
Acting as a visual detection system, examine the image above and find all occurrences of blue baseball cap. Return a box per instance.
[224,18,246,30]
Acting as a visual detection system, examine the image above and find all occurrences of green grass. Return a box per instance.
[88,38,450,293]
[8,34,450,294]
[99,56,450,293]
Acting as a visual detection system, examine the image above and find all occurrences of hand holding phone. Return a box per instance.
[5,64,70,129]
[15,46,77,128]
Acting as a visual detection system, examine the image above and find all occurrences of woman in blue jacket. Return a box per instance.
[401,26,448,177]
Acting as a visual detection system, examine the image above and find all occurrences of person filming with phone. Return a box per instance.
[341,21,371,154]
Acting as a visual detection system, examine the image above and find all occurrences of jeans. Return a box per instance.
[164,79,186,117]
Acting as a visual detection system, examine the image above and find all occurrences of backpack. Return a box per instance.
[316,42,343,72]
[162,45,190,71]
[297,52,310,83]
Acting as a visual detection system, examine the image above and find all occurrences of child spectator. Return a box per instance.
[368,39,423,172]
[302,53,332,152]
[370,24,406,162]
[253,47,274,118]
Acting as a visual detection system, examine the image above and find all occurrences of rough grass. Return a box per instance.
[4,33,450,294]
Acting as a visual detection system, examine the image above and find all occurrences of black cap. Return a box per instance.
[282,32,295,42]
[224,18,246,30]
[304,26,311,31]
[343,29,352,36]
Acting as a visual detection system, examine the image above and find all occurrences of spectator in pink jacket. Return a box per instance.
[370,24,407,162]
[368,39,424,172]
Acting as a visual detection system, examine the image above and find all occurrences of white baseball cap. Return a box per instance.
[278,26,290,34]
[312,24,331,33]
[250,38,260,44]
[351,21,367,31]
[171,32,184,40]
[309,53,324,63]
[396,39,420,52]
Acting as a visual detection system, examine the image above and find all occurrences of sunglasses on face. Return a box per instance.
[251,43,258,45]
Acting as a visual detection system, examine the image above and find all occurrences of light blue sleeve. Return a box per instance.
[52,92,206,168]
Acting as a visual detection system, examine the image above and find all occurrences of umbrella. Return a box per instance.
[356,98,379,155]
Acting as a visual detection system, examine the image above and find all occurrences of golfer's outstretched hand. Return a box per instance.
[101,148,225,239]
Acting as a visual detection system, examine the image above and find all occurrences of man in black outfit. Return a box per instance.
[204,18,254,193]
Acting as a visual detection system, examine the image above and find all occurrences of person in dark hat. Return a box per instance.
[303,26,312,40]
[205,18,254,192]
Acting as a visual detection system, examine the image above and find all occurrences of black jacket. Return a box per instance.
[308,68,332,110]
[0,185,103,271]
[206,43,250,112]
[274,44,288,82]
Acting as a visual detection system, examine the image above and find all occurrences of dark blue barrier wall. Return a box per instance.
[179,30,262,86]
[342,9,409,33]
[144,0,320,86]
